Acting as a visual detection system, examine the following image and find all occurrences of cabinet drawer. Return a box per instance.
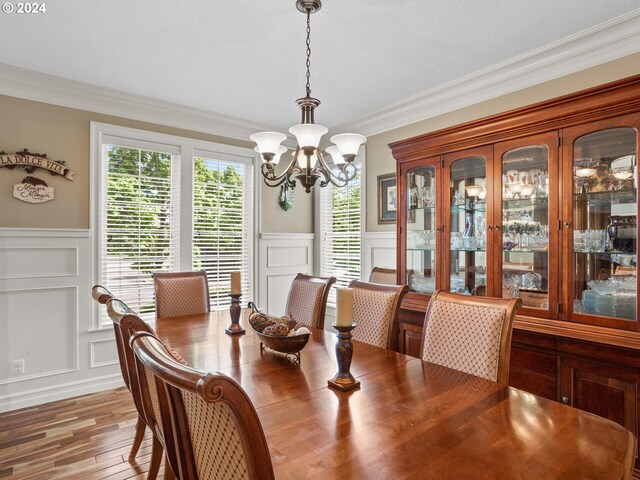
[509,370,556,400]
[510,347,557,377]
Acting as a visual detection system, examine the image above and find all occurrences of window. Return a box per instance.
[93,124,255,326]
[193,155,253,309]
[99,143,180,320]
[319,165,362,303]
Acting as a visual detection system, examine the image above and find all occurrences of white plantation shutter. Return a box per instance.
[320,166,362,303]
[99,142,180,324]
[192,155,253,309]
[95,125,256,327]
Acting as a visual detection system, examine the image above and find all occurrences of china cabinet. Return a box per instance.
[390,74,640,454]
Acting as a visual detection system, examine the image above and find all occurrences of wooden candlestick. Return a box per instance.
[328,323,360,391]
[225,294,245,335]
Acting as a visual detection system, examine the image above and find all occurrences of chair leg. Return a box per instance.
[128,415,147,461]
[164,458,176,480]
[146,436,163,480]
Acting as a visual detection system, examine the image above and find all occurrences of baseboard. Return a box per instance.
[0,373,124,413]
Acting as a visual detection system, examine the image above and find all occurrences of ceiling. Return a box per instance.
[1,1,640,131]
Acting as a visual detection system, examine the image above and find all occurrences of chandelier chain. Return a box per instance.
[305,9,311,97]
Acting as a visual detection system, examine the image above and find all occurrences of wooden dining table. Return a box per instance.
[155,310,636,480]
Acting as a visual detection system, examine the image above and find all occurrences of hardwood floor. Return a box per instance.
[1,386,639,479]
[0,388,165,479]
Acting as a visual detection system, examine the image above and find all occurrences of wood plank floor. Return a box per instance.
[1,387,639,479]
[0,388,165,479]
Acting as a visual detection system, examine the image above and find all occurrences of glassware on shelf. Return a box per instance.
[572,127,637,322]
[408,173,419,210]
[410,273,435,293]
[450,232,462,249]
[607,216,636,253]
[587,230,608,252]
[521,272,542,290]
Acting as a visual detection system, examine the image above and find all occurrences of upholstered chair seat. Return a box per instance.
[421,290,521,387]
[153,271,210,319]
[368,267,397,285]
[348,280,408,350]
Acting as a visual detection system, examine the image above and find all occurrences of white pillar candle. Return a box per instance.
[335,287,353,327]
[230,271,241,295]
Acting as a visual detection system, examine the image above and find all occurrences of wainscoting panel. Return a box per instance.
[361,232,397,281]
[90,338,119,368]
[0,247,77,279]
[0,229,122,412]
[0,286,77,383]
[257,233,314,316]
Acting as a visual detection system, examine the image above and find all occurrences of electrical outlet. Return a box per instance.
[12,359,25,376]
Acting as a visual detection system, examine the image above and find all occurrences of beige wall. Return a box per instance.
[0,95,313,233]
[365,52,640,233]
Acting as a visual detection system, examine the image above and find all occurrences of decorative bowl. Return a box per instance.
[252,326,310,353]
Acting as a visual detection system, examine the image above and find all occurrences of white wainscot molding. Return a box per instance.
[257,233,315,316]
[361,231,397,281]
[0,229,122,413]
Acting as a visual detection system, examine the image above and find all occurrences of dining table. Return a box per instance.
[155,310,636,480]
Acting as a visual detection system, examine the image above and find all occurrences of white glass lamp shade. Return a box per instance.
[289,124,328,149]
[325,145,345,165]
[249,132,287,158]
[254,145,286,164]
[330,133,366,157]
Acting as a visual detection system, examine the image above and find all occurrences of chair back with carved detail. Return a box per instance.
[347,280,408,350]
[91,285,130,389]
[284,273,336,330]
[420,290,522,388]
[131,332,275,480]
[153,271,211,319]
[368,267,397,286]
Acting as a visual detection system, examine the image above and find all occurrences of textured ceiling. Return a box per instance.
[1,1,639,129]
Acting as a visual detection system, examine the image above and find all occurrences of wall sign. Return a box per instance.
[0,149,75,180]
[13,176,55,203]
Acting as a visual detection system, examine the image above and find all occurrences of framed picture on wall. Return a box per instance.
[377,173,398,224]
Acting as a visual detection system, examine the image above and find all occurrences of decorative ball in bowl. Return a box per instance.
[248,312,311,357]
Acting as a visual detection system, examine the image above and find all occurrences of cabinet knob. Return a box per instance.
[487,226,493,231]
[435,227,441,232]
[495,224,501,231]
[561,396,570,404]
[564,221,572,229]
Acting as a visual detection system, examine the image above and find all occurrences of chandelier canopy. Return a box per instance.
[250,0,366,193]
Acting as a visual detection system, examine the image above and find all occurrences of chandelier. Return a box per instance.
[250,0,366,193]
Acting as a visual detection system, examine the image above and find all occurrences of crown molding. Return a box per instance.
[0,64,279,142]
[331,9,640,138]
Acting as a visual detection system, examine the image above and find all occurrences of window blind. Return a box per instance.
[320,166,361,303]
[99,143,180,324]
[192,156,253,309]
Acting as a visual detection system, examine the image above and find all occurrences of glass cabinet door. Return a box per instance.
[447,155,488,295]
[496,133,558,317]
[406,165,438,294]
[569,126,638,324]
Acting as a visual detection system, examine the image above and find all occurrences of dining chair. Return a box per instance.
[153,271,210,319]
[420,290,522,388]
[368,267,398,285]
[91,285,148,465]
[347,280,408,350]
[106,298,189,480]
[130,331,275,480]
[284,273,336,329]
